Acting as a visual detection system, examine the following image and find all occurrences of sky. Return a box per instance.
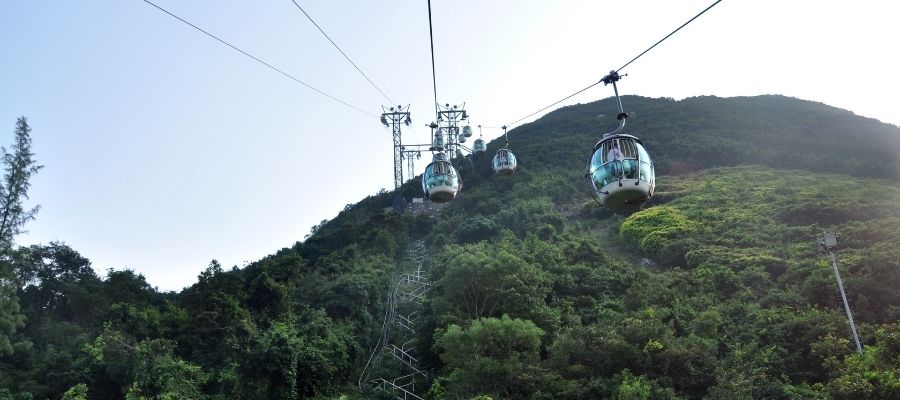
[1,0,898,291]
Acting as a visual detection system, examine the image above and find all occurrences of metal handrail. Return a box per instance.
[364,240,431,399]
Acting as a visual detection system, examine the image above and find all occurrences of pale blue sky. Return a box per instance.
[2,1,897,290]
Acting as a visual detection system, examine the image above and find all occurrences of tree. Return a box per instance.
[125,339,207,400]
[436,315,546,398]
[15,243,101,323]
[431,241,554,330]
[0,117,42,250]
[247,270,287,325]
[0,116,42,356]
[0,265,24,356]
[61,384,88,400]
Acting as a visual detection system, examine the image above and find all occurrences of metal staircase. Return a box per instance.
[359,240,431,399]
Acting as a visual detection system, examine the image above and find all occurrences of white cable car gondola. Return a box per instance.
[462,125,473,137]
[430,131,445,152]
[473,138,486,153]
[585,71,655,212]
[492,125,518,176]
[422,152,461,203]
[473,125,487,153]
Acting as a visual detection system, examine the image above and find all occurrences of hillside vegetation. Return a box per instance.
[1,95,899,399]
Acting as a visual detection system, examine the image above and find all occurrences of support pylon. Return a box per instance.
[434,103,467,161]
[401,147,421,183]
[381,106,412,189]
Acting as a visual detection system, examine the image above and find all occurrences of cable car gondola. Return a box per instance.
[473,138,486,153]
[430,130,445,152]
[462,125,473,137]
[422,152,461,203]
[492,125,518,176]
[473,125,486,153]
[585,71,655,212]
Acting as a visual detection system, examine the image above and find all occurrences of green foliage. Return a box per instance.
[513,95,900,181]
[430,238,558,333]
[612,370,677,400]
[0,117,43,251]
[454,215,499,244]
[436,315,546,398]
[247,270,287,325]
[0,116,42,357]
[61,384,88,400]
[0,390,33,400]
[823,325,900,400]
[2,96,900,399]
[125,339,207,400]
[0,269,25,356]
[620,207,697,266]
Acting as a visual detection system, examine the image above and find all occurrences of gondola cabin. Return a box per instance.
[431,132,445,152]
[473,138,486,153]
[422,153,460,203]
[492,148,517,176]
[586,134,655,212]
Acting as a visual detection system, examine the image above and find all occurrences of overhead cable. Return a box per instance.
[505,0,724,128]
[142,0,377,119]
[616,0,723,72]
[506,81,604,127]
[427,0,439,118]
[289,0,394,105]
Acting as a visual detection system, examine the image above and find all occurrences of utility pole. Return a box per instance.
[381,106,411,189]
[819,231,864,354]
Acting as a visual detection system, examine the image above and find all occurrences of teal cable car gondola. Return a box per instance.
[473,125,486,153]
[492,148,517,176]
[422,152,460,203]
[492,126,517,176]
[585,72,655,212]
[462,125,473,137]
[473,138,486,153]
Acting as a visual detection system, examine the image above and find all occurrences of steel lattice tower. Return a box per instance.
[435,103,467,160]
[401,148,421,183]
[381,106,411,189]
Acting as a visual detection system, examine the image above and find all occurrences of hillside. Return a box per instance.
[513,95,900,180]
[2,95,899,400]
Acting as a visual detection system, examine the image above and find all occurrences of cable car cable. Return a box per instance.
[288,0,394,105]
[506,81,604,127]
[503,0,724,128]
[141,0,377,119]
[421,0,462,204]
[616,0,723,72]
[427,0,439,118]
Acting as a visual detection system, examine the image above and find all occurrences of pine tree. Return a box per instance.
[0,117,42,249]
[0,116,42,355]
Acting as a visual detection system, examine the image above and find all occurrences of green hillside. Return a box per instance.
[2,96,899,399]
[512,95,900,180]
